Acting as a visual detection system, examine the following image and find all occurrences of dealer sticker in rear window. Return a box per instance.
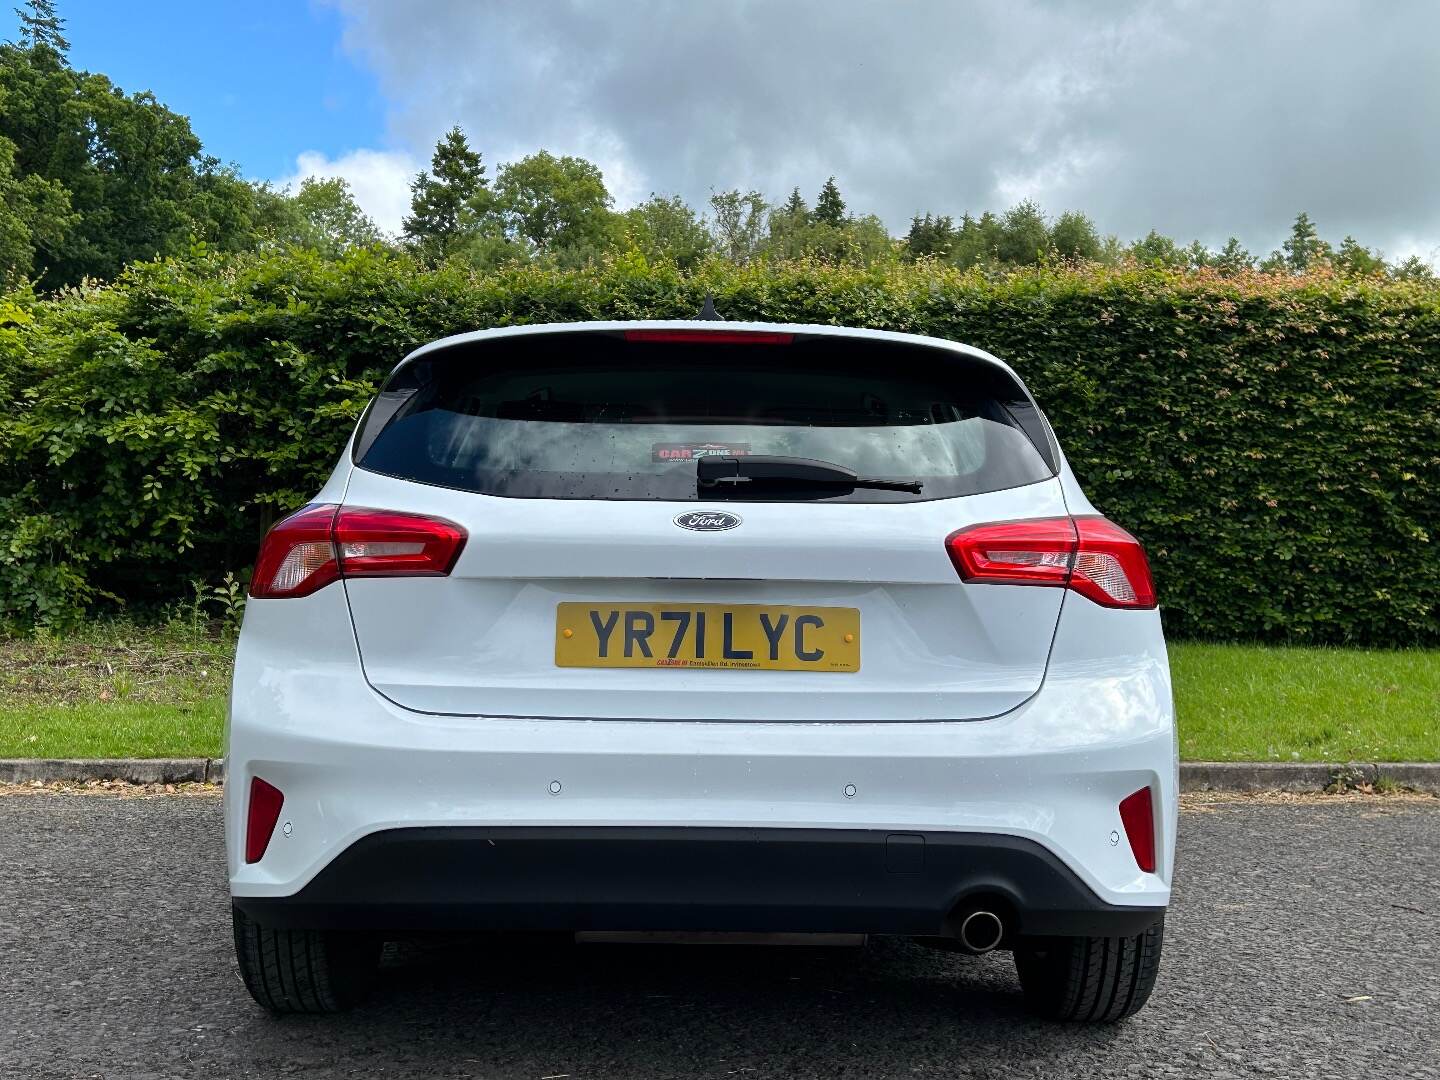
[652,442,751,463]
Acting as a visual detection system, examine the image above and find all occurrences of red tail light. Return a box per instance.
[945,516,1156,609]
[333,507,467,579]
[249,505,467,598]
[245,776,285,864]
[1118,786,1157,873]
[623,329,794,345]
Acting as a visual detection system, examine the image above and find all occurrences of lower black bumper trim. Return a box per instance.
[235,827,1164,939]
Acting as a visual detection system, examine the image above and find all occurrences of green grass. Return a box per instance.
[0,621,231,758]
[1,626,1436,761]
[0,700,226,758]
[1171,642,1439,762]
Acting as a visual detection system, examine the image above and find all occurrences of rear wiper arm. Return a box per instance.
[697,455,923,494]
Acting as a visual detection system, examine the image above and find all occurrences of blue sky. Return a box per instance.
[64,2,385,179]
[35,2,1440,263]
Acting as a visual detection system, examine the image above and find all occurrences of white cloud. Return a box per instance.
[273,148,420,236]
[1384,235,1440,268]
[322,0,1440,261]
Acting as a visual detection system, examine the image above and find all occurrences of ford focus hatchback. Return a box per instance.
[226,321,1175,1021]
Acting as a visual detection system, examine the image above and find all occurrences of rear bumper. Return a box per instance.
[231,826,1164,939]
[225,587,1178,912]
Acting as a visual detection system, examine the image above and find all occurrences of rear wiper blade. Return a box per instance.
[697,455,923,494]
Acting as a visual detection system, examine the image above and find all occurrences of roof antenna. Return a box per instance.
[697,294,722,321]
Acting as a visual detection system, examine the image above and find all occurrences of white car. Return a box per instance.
[226,320,1175,1021]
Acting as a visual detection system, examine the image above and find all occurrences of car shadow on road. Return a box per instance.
[252,933,1130,1075]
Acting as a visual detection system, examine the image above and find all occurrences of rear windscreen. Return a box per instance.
[354,332,1056,502]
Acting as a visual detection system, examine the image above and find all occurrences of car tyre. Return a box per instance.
[1014,918,1164,1022]
[232,904,380,1014]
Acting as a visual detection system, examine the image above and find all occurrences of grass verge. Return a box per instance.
[1172,643,1438,762]
[0,628,1436,761]
[0,622,230,758]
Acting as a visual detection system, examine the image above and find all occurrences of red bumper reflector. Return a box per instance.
[623,329,794,345]
[245,777,285,864]
[1119,787,1156,873]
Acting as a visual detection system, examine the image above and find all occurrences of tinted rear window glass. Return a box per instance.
[355,332,1055,502]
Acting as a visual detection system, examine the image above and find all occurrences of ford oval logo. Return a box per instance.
[674,510,742,532]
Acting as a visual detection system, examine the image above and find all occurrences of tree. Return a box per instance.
[812,176,845,227]
[1049,210,1101,262]
[1183,239,1212,269]
[281,177,382,256]
[1334,236,1385,277]
[622,193,711,269]
[995,200,1049,265]
[708,189,767,265]
[14,0,66,53]
[1391,255,1436,282]
[496,150,615,258]
[764,188,811,259]
[1,20,270,285]
[1257,249,1287,273]
[1282,211,1329,272]
[839,213,895,265]
[1213,237,1254,274]
[951,212,1003,268]
[0,126,72,284]
[904,212,955,260]
[403,127,491,262]
[1128,229,1186,267]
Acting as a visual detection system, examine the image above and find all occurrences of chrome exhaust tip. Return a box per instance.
[957,909,1005,954]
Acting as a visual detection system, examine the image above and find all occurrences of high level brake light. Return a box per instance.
[945,516,1157,609]
[249,505,467,599]
[623,329,794,345]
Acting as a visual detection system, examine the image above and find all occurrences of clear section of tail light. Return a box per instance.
[1070,517,1157,609]
[248,504,340,599]
[269,541,336,593]
[945,515,1156,609]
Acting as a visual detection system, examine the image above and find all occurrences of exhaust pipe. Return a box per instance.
[957,909,1005,954]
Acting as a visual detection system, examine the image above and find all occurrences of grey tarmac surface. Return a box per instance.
[1,793,1437,1080]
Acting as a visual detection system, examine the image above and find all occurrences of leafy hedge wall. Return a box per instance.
[2,249,1437,643]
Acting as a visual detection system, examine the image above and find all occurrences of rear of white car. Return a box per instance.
[226,322,1175,1021]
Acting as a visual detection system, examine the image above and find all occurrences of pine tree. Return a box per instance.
[904,212,955,259]
[812,176,845,227]
[1282,211,1328,272]
[781,187,807,219]
[14,0,68,53]
[402,127,489,260]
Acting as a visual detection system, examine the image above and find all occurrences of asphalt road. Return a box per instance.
[1,793,1437,1080]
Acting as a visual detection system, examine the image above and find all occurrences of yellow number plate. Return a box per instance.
[555,603,860,672]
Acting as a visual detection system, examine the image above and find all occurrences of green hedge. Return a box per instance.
[2,249,1437,643]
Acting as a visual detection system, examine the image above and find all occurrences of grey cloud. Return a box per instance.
[330,0,1440,260]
